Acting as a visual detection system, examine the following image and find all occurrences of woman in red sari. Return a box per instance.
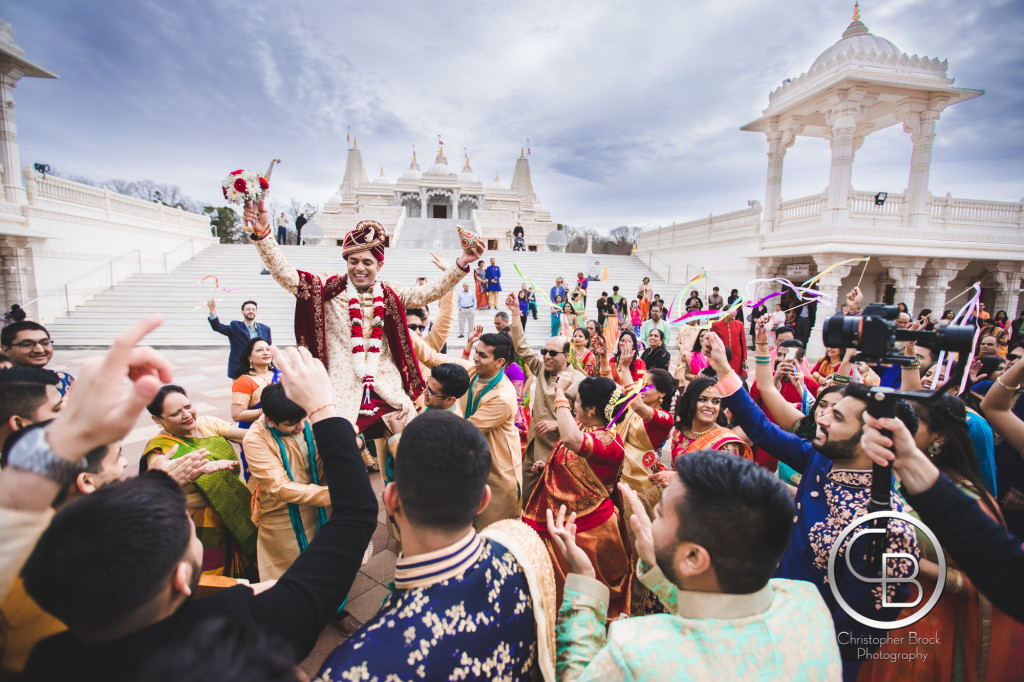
[522,374,633,619]
[568,326,599,377]
[473,259,488,309]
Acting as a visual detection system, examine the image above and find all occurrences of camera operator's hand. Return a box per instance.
[846,287,863,314]
[861,412,940,495]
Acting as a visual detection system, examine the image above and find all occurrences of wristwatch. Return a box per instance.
[6,426,89,485]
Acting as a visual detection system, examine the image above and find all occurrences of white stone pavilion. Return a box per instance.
[317,141,555,251]
[636,11,1024,355]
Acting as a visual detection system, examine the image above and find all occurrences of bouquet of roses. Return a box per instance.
[220,159,280,205]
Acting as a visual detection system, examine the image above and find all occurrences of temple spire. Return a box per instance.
[853,1,860,21]
[463,147,472,171]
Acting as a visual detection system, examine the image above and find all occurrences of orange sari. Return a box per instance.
[522,427,632,619]
[671,425,752,464]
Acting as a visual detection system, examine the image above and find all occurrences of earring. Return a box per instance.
[927,441,942,458]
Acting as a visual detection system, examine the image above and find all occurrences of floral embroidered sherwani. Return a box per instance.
[315,529,540,681]
[254,237,466,425]
[557,562,843,681]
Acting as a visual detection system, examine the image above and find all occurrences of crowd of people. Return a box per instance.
[1,205,1023,681]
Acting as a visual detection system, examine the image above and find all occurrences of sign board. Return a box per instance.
[786,263,810,279]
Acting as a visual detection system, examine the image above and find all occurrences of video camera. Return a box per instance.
[823,303,975,365]
[821,303,976,576]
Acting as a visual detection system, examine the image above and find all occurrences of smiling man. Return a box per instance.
[0,322,74,397]
[244,202,483,437]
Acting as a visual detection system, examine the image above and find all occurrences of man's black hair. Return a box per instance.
[147,384,187,416]
[394,411,491,530]
[1,320,49,348]
[842,382,919,435]
[240,300,258,310]
[777,338,806,362]
[260,383,307,425]
[772,325,796,338]
[670,450,795,593]
[612,286,619,292]
[477,333,514,368]
[406,308,426,321]
[0,382,56,437]
[22,471,192,633]
[138,616,297,682]
[432,363,471,399]
[0,366,59,386]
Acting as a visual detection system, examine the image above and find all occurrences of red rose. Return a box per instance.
[371,328,384,340]
[258,176,269,190]
[221,187,228,199]
[352,345,365,353]
[233,178,247,192]
[230,170,243,175]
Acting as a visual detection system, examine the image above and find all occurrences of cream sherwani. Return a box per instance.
[243,418,331,580]
[254,237,467,425]
[458,371,523,530]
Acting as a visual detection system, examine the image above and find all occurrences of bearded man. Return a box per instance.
[244,201,483,437]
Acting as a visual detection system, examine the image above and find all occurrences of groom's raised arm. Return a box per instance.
[245,201,305,295]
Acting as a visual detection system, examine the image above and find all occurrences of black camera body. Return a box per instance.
[823,303,975,365]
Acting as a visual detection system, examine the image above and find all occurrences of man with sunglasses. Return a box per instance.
[505,293,584,503]
[0,322,74,397]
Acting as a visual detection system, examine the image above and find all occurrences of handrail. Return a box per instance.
[646,252,672,282]
[162,237,200,273]
[33,248,142,304]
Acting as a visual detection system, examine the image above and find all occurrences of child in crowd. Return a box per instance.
[630,300,642,335]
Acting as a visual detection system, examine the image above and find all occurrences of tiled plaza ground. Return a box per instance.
[54,347,394,675]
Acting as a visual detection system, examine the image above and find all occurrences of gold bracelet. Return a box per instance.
[996,377,1021,391]
[554,399,571,411]
[944,567,965,595]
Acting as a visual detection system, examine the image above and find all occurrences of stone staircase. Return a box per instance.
[395,217,462,250]
[45,244,673,349]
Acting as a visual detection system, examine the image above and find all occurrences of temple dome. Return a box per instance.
[371,166,392,184]
[325,192,343,209]
[809,20,902,73]
[426,152,455,176]
[486,172,508,190]
[399,151,422,182]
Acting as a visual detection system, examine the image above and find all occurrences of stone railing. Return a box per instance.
[849,189,905,219]
[776,193,825,224]
[636,205,761,251]
[23,170,210,235]
[928,194,1023,227]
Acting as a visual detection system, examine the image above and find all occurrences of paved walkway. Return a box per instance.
[53,348,395,675]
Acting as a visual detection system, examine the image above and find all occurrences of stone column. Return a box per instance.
[0,68,27,204]
[806,253,857,359]
[822,88,871,227]
[0,236,35,317]
[879,257,929,316]
[760,118,802,234]
[897,99,947,230]
[918,259,969,315]
[992,262,1024,319]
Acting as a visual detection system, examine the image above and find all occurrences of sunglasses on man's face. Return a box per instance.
[408,324,425,332]
[541,349,563,357]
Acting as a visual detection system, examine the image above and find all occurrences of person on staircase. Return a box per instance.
[206,299,272,379]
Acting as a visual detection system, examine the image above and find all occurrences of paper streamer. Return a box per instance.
[932,283,982,395]
[666,272,707,319]
[514,262,563,311]
[801,257,870,289]
[605,384,652,429]
[198,274,240,293]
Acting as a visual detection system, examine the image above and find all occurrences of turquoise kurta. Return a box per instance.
[557,561,842,681]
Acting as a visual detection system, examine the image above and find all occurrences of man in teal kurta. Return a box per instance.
[547,450,843,681]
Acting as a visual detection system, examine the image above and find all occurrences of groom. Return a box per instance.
[244,201,484,437]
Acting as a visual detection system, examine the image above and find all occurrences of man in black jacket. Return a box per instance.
[19,346,376,682]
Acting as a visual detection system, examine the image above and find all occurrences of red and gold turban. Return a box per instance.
[341,220,386,263]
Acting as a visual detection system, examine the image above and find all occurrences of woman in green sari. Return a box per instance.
[143,384,257,579]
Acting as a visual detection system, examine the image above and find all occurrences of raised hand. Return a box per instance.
[846,286,863,312]
[206,297,216,315]
[861,412,939,495]
[270,345,335,420]
[243,199,271,235]
[546,505,596,578]
[755,316,769,345]
[706,331,731,376]
[591,334,607,357]
[46,316,173,461]
[466,324,483,348]
[429,251,449,272]
[618,483,656,566]
[505,292,518,313]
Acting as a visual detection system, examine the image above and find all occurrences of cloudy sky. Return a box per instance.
[7,0,1023,231]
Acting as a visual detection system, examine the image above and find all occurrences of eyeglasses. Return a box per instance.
[407,324,425,332]
[540,349,563,357]
[424,384,449,399]
[11,339,52,349]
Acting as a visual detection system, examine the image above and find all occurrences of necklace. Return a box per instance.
[346,278,386,416]
[686,423,717,439]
